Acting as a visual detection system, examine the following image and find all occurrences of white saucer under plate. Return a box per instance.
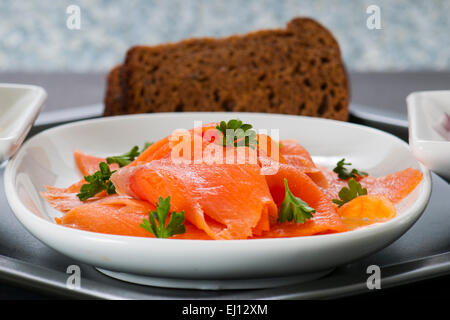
[96,268,334,290]
[4,113,431,289]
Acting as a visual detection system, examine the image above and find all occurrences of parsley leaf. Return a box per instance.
[77,162,117,201]
[106,142,153,167]
[278,178,315,224]
[106,146,140,167]
[332,178,368,207]
[76,143,153,201]
[333,158,368,180]
[140,196,186,238]
[216,119,258,149]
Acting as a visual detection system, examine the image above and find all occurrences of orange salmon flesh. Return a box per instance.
[42,124,423,239]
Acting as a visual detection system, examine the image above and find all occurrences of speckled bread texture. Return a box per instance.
[104,65,126,116]
[103,17,349,120]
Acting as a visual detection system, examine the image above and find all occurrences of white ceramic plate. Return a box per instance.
[0,84,47,162]
[4,113,431,289]
[407,91,450,180]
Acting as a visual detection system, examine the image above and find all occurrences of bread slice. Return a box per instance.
[103,65,125,116]
[103,17,349,120]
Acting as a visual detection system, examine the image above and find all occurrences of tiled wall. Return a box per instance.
[1,0,449,72]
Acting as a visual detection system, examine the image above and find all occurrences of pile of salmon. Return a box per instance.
[42,123,423,240]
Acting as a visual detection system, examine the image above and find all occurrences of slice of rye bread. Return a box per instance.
[103,17,349,120]
[104,65,126,116]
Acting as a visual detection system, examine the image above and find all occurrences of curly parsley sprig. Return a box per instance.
[77,142,153,201]
[140,196,186,238]
[216,119,258,149]
[332,178,368,207]
[106,142,153,167]
[333,158,368,180]
[77,162,117,201]
[278,178,315,224]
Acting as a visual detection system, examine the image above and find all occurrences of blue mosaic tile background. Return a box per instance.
[0,0,449,72]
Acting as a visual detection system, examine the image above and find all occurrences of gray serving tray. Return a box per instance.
[0,121,449,299]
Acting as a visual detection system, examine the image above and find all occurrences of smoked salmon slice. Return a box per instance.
[74,149,118,176]
[320,168,423,204]
[42,150,119,212]
[132,123,219,165]
[56,196,212,239]
[257,163,347,238]
[41,180,107,212]
[42,120,424,240]
[279,140,328,188]
[337,195,396,231]
[111,154,278,240]
[42,150,120,212]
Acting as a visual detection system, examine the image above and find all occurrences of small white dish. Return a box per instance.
[4,113,431,289]
[0,84,47,162]
[407,91,450,180]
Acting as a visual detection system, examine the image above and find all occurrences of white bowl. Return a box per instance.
[0,84,47,162]
[4,113,431,289]
[407,91,450,180]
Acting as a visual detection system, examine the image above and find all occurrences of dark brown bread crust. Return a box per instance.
[104,17,349,121]
[103,65,126,116]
